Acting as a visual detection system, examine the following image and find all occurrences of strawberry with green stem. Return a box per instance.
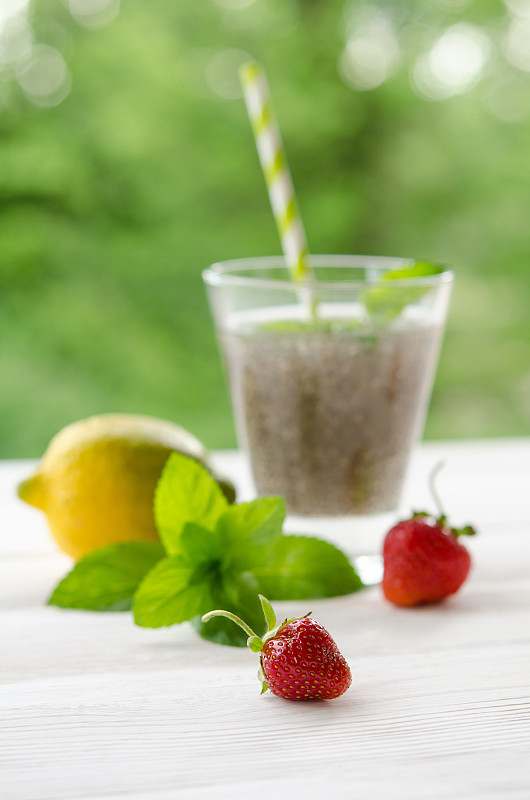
[202,595,351,700]
[382,462,476,607]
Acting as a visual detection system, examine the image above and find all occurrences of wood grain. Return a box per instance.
[1,441,529,800]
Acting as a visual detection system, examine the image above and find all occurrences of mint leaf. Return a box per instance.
[383,261,445,281]
[133,556,215,628]
[216,497,285,570]
[133,523,221,627]
[259,318,364,335]
[48,541,165,612]
[362,261,444,323]
[177,521,222,564]
[154,452,228,554]
[193,571,265,647]
[254,535,363,600]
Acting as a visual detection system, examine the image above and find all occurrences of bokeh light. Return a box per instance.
[487,75,530,121]
[435,0,473,9]
[412,24,490,100]
[67,0,120,29]
[0,0,31,67]
[0,16,32,67]
[220,0,263,32]
[339,5,400,90]
[0,0,30,30]
[503,0,530,18]
[214,0,299,37]
[504,17,530,72]
[205,48,252,100]
[16,43,71,107]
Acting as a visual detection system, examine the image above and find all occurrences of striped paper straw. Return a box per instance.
[239,61,312,283]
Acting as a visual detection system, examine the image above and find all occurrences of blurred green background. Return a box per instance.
[1,0,529,457]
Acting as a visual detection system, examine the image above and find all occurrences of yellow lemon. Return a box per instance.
[17,414,234,560]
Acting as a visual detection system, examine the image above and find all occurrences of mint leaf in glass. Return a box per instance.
[258,318,364,335]
[154,452,228,554]
[48,541,165,612]
[362,261,445,323]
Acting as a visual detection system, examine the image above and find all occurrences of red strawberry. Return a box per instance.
[202,595,351,700]
[382,513,474,607]
[382,464,476,607]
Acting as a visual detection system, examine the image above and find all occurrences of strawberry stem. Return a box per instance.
[429,460,446,521]
[426,461,476,538]
[201,595,281,652]
[201,609,259,641]
[201,596,304,662]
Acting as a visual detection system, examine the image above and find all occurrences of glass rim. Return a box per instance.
[202,255,455,291]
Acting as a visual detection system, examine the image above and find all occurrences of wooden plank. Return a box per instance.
[1,441,529,800]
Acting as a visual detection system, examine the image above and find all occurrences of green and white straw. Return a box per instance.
[239,61,312,284]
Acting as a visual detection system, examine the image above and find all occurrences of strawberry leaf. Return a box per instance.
[451,524,477,538]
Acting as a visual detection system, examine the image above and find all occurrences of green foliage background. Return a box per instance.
[1,0,529,456]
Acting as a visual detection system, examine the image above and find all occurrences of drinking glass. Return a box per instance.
[203,255,453,569]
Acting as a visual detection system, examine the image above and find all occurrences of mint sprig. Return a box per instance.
[48,453,363,647]
[362,260,445,323]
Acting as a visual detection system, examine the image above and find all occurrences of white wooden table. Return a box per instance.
[1,440,529,800]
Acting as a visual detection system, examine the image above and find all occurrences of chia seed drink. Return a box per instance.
[223,315,442,515]
[203,256,453,521]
